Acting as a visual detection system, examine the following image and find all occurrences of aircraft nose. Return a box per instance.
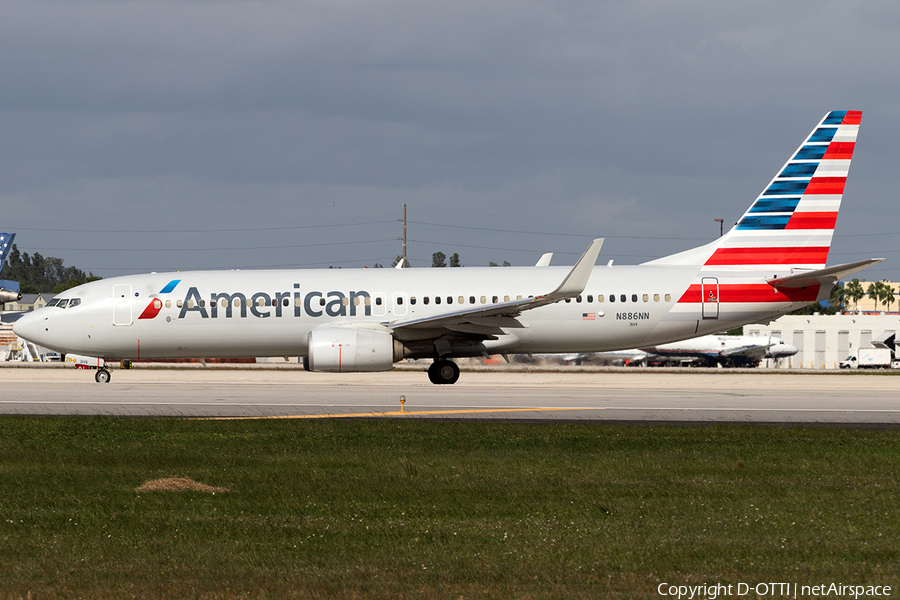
[12,311,44,345]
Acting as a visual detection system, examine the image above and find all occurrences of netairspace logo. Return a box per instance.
[657,582,892,599]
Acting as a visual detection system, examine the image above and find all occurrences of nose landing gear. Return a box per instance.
[95,368,111,383]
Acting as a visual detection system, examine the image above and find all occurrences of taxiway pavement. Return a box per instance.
[2,366,898,424]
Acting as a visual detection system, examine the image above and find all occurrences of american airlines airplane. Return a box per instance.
[13,111,882,384]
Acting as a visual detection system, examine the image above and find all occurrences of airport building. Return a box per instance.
[744,313,900,369]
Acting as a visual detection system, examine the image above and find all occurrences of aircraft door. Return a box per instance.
[701,277,719,319]
[113,284,133,326]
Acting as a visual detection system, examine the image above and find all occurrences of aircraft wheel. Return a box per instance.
[95,368,111,384]
[428,359,459,385]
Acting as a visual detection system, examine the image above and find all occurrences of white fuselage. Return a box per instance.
[13,262,822,361]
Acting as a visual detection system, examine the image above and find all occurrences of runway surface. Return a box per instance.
[2,365,899,424]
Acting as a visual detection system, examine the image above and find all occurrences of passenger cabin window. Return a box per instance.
[492,296,498,303]
[469,296,475,304]
[410,297,416,305]
[642,294,649,302]
[609,295,615,303]
[620,295,626,303]
[577,295,582,303]
[434,297,441,305]
[587,295,593,303]
[397,297,404,305]
[376,297,383,306]
[424,297,430,305]
[654,294,660,302]
[631,294,638,302]
[665,294,672,302]
[597,295,604,303]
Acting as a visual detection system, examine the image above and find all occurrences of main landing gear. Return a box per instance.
[427,359,460,385]
[95,368,111,383]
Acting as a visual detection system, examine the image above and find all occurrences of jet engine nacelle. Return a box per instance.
[765,343,799,359]
[0,289,22,303]
[304,327,404,373]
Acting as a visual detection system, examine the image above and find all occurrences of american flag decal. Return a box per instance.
[582,313,596,320]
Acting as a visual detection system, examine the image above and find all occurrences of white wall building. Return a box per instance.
[744,314,900,369]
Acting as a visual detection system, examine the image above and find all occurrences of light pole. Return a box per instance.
[714,218,724,237]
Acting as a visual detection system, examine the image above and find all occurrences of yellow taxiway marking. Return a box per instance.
[208,407,595,420]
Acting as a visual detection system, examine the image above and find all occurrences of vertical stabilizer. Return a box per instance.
[0,233,14,271]
[647,111,861,270]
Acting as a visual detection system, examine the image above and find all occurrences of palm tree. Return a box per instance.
[867,282,882,312]
[879,280,896,313]
[845,279,865,313]
[829,282,846,314]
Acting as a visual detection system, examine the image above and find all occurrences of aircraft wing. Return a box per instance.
[767,258,884,289]
[388,239,603,339]
[720,342,773,361]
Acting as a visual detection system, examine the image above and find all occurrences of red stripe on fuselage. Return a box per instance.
[677,283,821,304]
[805,177,846,195]
[785,212,838,230]
[704,247,829,266]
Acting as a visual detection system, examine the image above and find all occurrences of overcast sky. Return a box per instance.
[2,0,899,281]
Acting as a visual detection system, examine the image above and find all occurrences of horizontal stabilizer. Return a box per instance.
[767,258,884,289]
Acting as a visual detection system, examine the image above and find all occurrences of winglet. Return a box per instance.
[535,253,553,267]
[547,238,603,299]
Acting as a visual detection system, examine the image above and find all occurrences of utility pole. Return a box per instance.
[714,218,724,237]
[401,204,407,266]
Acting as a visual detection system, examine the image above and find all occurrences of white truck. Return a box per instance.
[839,348,893,369]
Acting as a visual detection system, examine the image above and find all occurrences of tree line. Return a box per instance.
[0,244,101,294]
[792,278,897,315]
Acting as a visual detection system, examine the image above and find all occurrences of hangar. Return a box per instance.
[744,313,899,369]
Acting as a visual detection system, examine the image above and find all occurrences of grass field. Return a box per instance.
[0,417,897,599]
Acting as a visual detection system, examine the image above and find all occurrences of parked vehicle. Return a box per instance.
[839,348,893,369]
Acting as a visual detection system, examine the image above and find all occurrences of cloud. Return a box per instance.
[1,0,899,278]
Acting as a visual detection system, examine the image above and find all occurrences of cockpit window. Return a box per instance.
[47,298,81,309]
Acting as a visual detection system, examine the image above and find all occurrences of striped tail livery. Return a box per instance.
[649,110,881,335]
